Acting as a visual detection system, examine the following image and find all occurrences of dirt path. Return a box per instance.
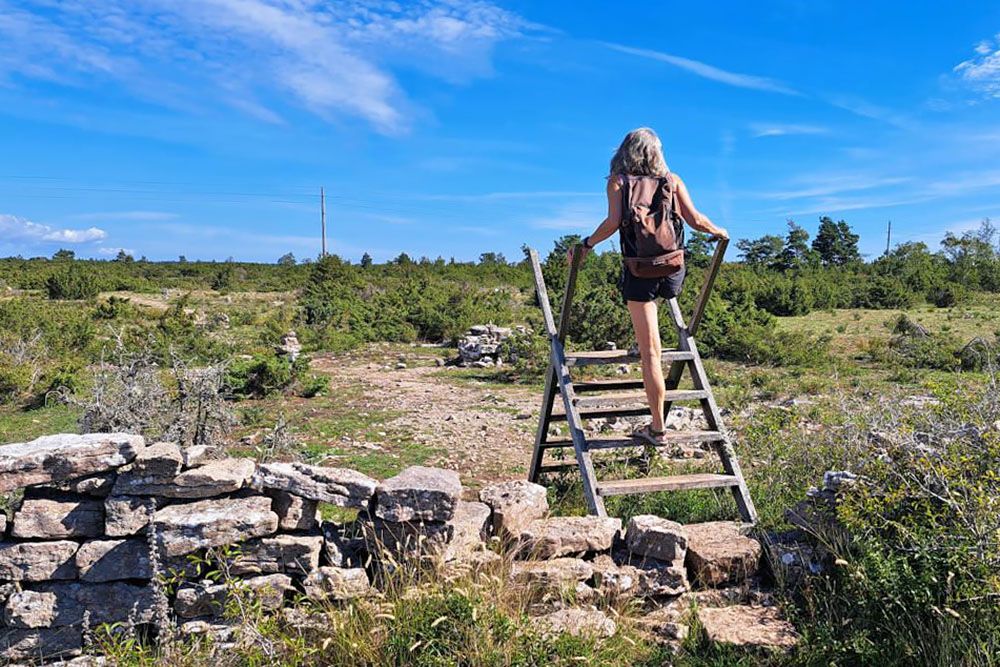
[311,348,541,484]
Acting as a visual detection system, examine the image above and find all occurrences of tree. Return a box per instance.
[775,220,815,271]
[360,252,373,268]
[737,235,784,268]
[114,250,134,263]
[277,253,296,266]
[941,219,997,289]
[685,231,713,268]
[812,216,860,266]
[393,253,413,266]
[178,255,187,264]
[478,252,507,265]
[52,249,75,261]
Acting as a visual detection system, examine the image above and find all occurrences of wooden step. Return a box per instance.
[573,389,707,410]
[598,473,740,496]
[574,378,646,393]
[565,350,694,367]
[540,430,724,451]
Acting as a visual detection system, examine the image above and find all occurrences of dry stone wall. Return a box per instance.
[0,433,790,664]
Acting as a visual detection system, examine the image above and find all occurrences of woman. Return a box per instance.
[571,128,728,446]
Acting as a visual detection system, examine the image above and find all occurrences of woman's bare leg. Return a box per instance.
[627,299,665,431]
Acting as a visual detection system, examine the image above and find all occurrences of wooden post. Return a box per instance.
[688,237,728,337]
[320,187,327,258]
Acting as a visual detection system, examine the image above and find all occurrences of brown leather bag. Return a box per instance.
[620,174,685,278]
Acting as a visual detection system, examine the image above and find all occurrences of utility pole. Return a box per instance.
[320,186,327,258]
[885,219,892,256]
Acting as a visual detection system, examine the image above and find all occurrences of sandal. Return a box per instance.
[632,423,668,446]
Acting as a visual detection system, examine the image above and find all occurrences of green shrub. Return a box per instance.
[928,282,968,308]
[296,373,330,398]
[46,265,100,300]
[225,354,298,399]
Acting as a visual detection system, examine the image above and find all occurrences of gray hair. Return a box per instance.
[609,127,669,177]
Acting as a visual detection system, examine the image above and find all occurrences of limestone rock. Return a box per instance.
[0,627,82,662]
[591,552,687,598]
[635,604,689,644]
[3,589,57,628]
[685,522,761,587]
[368,517,454,559]
[174,574,291,619]
[252,462,377,508]
[625,515,687,567]
[75,539,152,582]
[0,513,6,536]
[268,490,319,531]
[229,534,323,576]
[478,480,548,540]
[517,516,621,559]
[162,458,256,498]
[104,495,157,537]
[153,496,279,557]
[12,497,104,539]
[321,522,366,568]
[302,567,370,601]
[40,472,116,498]
[132,441,183,477]
[0,541,78,581]
[5,582,154,627]
[510,558,593,586]
[0,433,144,493]
[179,620,237,642]
[697,605,799,651]
[181,445,216,468]
[443,501,490,561]
[539,608,616,638]
[375,466,462,522]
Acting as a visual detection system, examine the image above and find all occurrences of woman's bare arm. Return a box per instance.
[674,175,728,239]
[569,179,622,262]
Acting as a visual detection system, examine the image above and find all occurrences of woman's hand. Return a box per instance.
[567,244,590,265]
[710,227,729,241]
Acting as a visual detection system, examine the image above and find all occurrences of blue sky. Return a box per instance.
[1,0,998,262]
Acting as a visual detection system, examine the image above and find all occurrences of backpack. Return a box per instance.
[619,174,685,278]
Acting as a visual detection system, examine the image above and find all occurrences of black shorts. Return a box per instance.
[618,265,686,303]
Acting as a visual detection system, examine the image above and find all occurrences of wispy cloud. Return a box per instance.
[757,174,913,201]
[0,214,107,244]
[72,211,178,222]
[527,202,604,232]
[602,42,800,95]
[954,33,1000,99]
[98,246,136,256]
[749,123,829,138]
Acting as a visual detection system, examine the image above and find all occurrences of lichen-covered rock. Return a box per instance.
[302,567,370,601]
[3,589,57,628]
[443,501,490,561]
[229,534,323,576]
[375,466,462,522]
[0,541,79,581]
[479,480,548,540]
[153,496,279,557]
[133,442,184,477]
[625,515,687,567]
[104,495,157,537]
[685,522,761,587]
[12,497,104,539]
[5,582,155,627]
[174,574,291,619]
[697,605,799,651]
[161,458,256,498]
[75,539,152,582]
[510,558,593,586]
[0,433,144,493]
[268,490,319,531]
[517,516,621,559]
[539,608,616,638]
[0,627,82,662]
[252,462,377,508]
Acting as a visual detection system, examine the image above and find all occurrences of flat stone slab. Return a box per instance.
[479,480,548,540]
[0,627,82,662]
[12,498,104,539]
[0,433,144,492]
[698,605,799,651]
[153,495,278,557]
[268,490,319,531]
[230,534,323,576]
[38,472,116,498]
[174,573,291,619]
[162,458,255,498]
[685,522,761,587]
[75,539,152,582]
[104,495,157,537]
[302,566,371,601]
[591,552,687,598]
[0,541,79,581]
[252,462,377,508]
[539,608,616,638]
[517,516,621,559]
[375,466,462,522]
[510,557,594,586]
[443,501,490,561]
[132,441,183,477]
[4,582,155,628]
[625,515,688,567]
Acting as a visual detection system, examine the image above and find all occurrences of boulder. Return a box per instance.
[229,534,323,576]
[75,539,152,582]
[302,566,371,601]
[12,498,104,539]
[104,495,157,537]
[0,541,79,581]
[132,441,183,477]
[268,490,319,531]
[517,516,621,559]
[625,515,687,567]
[4,582,155,627]
[591,552,687,598]
[252,462,377,509]
[685,522,761,587]
[181,445,216,468]
[510,558,593,586]
[375,466,462,522]
[160,458,256,498]
[0,627,82,662]
[697,605,799,651]
[153,496,279,557]
[539,608,616,638]
[174,573,291,619]
[0,433,144,493]
[478,480,548,540]
[442,501,490,561]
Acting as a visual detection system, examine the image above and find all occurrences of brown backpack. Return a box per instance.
[619,174,685,278]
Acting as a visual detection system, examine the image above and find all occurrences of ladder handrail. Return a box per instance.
[689,237,728,336]
[557,245,586,343]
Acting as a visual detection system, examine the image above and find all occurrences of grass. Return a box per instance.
[0,402,81,443]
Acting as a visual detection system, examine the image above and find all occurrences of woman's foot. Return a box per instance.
[632,423,668,446]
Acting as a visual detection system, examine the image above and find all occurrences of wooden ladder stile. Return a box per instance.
[526,239,758,524]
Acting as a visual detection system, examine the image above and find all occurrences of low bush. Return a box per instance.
[46,265,100,300]
[224,353,304,399]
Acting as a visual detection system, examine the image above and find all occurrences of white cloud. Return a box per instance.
[955,33,1000,99]
[98,246,136,256]
[0,214,107,244]
[603,42,800,95]
[750,123,829,138]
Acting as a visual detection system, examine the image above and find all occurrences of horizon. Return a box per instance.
[1,1,998,263]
